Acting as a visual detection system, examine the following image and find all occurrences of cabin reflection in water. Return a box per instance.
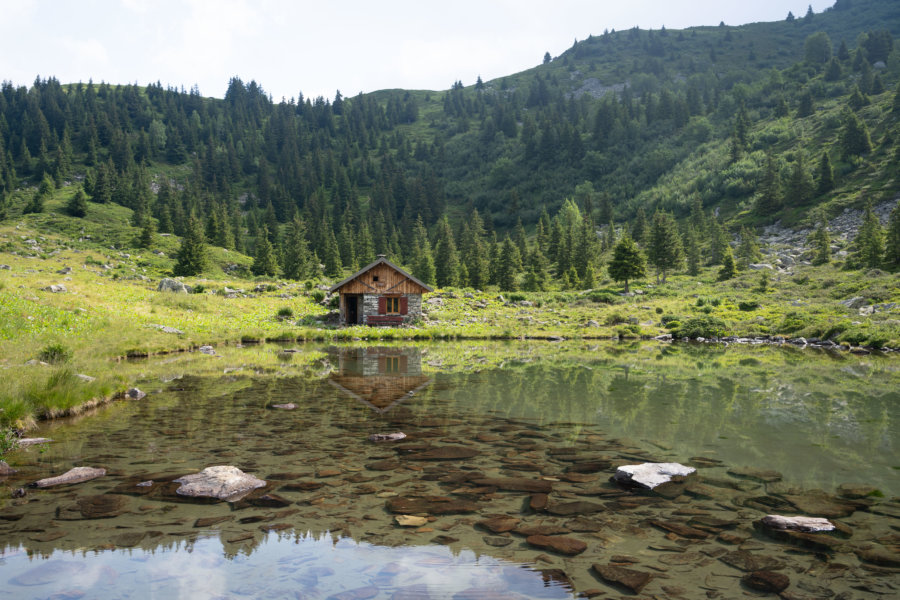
[327,347,431,412]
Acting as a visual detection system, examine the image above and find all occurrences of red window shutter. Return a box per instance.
[378,296,386,314]
[400,296,408,315]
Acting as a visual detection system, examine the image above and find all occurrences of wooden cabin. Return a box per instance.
[329,256,433,326]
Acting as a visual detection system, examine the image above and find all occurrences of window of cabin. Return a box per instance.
[373,275,379,282]
[384,356,400,373]
[385,297,400,314]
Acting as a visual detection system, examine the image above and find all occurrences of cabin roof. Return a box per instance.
[329,257,434,294]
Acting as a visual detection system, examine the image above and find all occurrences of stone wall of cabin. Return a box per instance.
[360,293,423,325]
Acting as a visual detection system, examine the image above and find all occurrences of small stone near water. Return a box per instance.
[136,480,153,487]
[759,515,835,532]
[395,515,428,527]
[32,467,106,488]
[477,516,519,533]
[613,462,695,489]
[368,432,407,442]
[75,373,96,382]
[837,483,880,499]
[269,403,297,410]
[592,564,653,594]
[198,345,216,355]
[56,494,129,519]
[157,278,191,294]
[173,466,266,500]
[742,571,790,593]
[719,550,785,572]
[124,388,146,400]
[18,437,52,447]
[547,501,605,516]
[194,516,233,528]
[0,460,17,476]
[482,536,513,547]
[12,488,26,498]
[526,534,587,556]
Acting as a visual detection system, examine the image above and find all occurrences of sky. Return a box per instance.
[0,0,837,101]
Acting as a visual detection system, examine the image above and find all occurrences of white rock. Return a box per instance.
[613,462,696,489]
[395,515,428,527]
[760,515,835,532]
[199,345,216,355]
[174,466,266,500]
[33,466,106,487]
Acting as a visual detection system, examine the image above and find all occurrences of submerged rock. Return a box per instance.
[386,496,480,515]
[742,571,790,593]
[395,515,428,527]
[526,534,587,556]
[727,466,782,483]
[368,432,407,442]
[125,388,146,400]
[0,460,17,476]
[759,515,835,533]
[613,462,695,489]
[591,564,653,594]
[470,477,553,493]
[269,403,297,410]
[57,494,130,519]
[32,466,106,488]
[173,466,266,500]
[404,446,479,460]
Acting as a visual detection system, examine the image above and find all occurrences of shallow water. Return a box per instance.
[1,342,898,598]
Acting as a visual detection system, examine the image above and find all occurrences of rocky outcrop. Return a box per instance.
[173,466,266,500]
[32,466,106,488]
[157,278,191,294]
[613,462,696,489]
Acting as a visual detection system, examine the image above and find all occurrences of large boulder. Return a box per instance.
[613,462,695,489]
[173,466,266,500]
[157,278,192,294]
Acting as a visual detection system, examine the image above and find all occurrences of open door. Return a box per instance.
[347,295,359,324]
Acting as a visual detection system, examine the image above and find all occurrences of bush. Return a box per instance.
[38,343,72,364]
[605,312,628,326]
[779,311,810,334]
[671,316,728,339]
[191,284,205,294]
[328,295,339,309]
[311,289,326,303]
[738,301,760,311]
[276,306,294,320]
[660,314,681,325]
[584,290,621,304]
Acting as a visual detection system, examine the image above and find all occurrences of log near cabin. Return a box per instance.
[330,256,433,326]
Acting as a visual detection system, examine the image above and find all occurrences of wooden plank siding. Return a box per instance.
[335,263,430,295]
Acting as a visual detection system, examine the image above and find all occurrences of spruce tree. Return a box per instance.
[252,226,280,277]
[497,236,521,291]
[736,226,762,268]
[608,235,646,293]
[840,109,872,159]
[411,217,436,286]
[173,215,206,276]
[885,201,900,269]
[433,216,460,288]
[755,153,782,216]
[708,217,729,265]
[631,206,648,246]
[137,217,155,249]
[811,218,831,265]
[787,155,813,206]
[282,217,311,280]
[522,246,550,292]
[854,200,884,269]
[684,225,701,276]
[321,223,343,278]
[647,211,683,283]
[67,186,88,218]
[796,90,814,118]
[717,246,737,281]
[816,152,834,195]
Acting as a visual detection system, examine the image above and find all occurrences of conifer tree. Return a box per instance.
[796,90,814,118]
[252,226,280,277]
[522,246,550,292]
[893,82,900,115]
[137,217,155,248]
[689,197,706,235]
[433,216,460,288]
[717,246,737,281]
[608,235,645,293]
[787,155,814,206]
[173,215,206,276]
[282,217,311,280]
[631,206,648,246]
[67,186,88,218]
[321,222,343,278]
[755,153,782,216]
[647,210,683,284]
[811,218,831,265]
[854,200,884,269]
[684,225,701,276]
[816,151,834,195]
[24,174,54,214]
[840,109,872,159]
[708,217,729,265]
[885,201,900,269]
[411,217,436,285]
[497,236,521,291]
[736,226,762,268]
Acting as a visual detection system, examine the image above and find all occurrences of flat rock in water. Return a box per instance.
[547,501,605,516]
[395,515,428,527]
[854,546,900,568]
[649,519,710,539]
[837,483,880,499]
[173,466,266,500]
[613,462,695,489]
[591,564,653,594]
[515,524,572,536]
[719,550,785,572]
[194,515,234,528]
[783,491,860,518]
[742,571,790,593]
[477,516,520,533]
[404,446,479,460]
[482,536,513,547]
[75,494,129,519]
[470,477,553,493]
[269,403,296,410]
[727,466,782,483]
[368,432,406,442]
[18,438,52,447]
[0,460,17,476]
[759,515,835,532]
[386,496,480,515]
[33,466,106,488]
[526,534,587,556]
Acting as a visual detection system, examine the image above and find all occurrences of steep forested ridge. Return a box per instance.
[1,0,899,287]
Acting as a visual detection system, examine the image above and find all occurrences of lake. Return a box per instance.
[1,341,898,598]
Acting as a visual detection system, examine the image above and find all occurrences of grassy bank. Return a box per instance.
[1,218,899,432]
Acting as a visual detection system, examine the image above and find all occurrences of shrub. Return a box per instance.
[38,343,72,364]
[660,314,681,325]
[311,289,326,303]
[328,295,339,309]
[671,316,728,339]
[585,290,621,304]
[779,311,810,334]
[605,312,628,326]
[738,301,760,311]
[191,284,206,294]
[507,293,527,303]
[655,307,663,314]
[276,306,294,320]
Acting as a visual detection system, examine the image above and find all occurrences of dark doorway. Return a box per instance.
[347,295,359,324]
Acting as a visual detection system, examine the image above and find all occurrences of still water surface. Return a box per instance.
[1,342,898,598]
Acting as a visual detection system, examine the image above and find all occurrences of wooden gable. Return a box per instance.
[330,258,433,295]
